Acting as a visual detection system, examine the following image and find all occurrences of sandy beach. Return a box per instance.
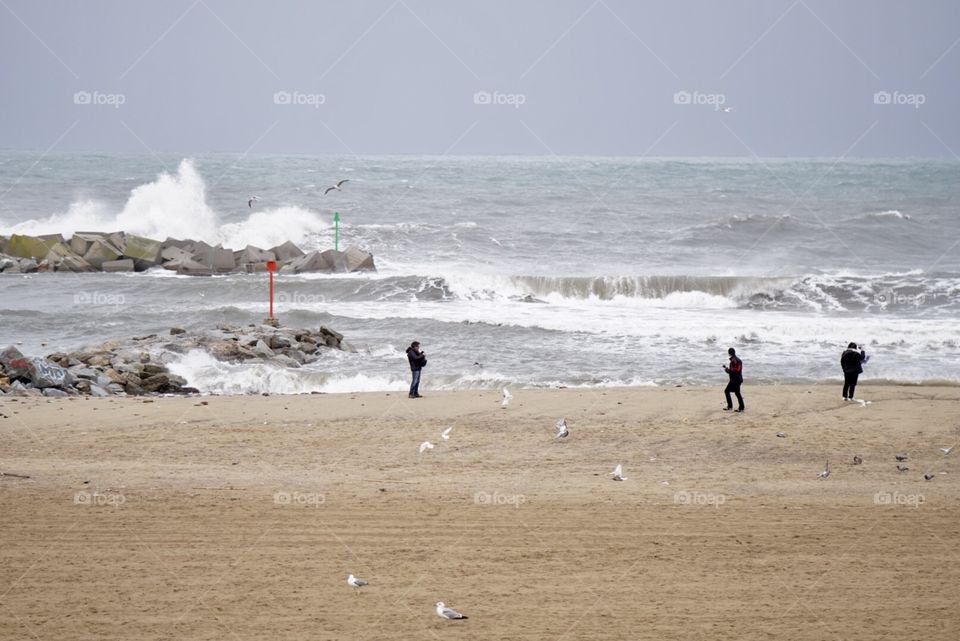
[1,384,958,640]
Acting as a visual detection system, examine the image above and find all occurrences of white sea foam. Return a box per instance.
[0,159,331,248]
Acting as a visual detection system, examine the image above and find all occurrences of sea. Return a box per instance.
[1,152,958,394]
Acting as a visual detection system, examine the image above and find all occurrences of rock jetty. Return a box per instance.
[0,323,348,397]
[0,232,375,275]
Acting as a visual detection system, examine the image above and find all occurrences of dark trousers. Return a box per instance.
[843,372,859,399]
[725,379,744,410]
[409,369,422,397]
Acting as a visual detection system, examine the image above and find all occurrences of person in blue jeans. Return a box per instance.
[406,341,427,398]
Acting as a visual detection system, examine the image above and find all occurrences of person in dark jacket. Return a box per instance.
[723,347,744,412]
[840,342,867,401]
[406,341,427,398]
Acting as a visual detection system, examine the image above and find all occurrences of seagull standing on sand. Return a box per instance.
[895,454,908,462]
[419,441,434,454]
[435,601,468,620]
[347,574,368,588]
[555,418,569,439]
[501,388,513,408]
[441,426,453,440]
[324,179,350,195]
[853,455,863,465]
[610,464,627,481]
[817,461,830,479]
[897,464,909,472]
[247,195,258,208]
[924,473,936,481]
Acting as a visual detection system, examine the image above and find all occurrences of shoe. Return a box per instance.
[735,409,744,413]
[414,394,424,398]
[723,407,732,411]
[408,394,416,399]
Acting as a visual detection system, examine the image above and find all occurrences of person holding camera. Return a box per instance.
[841,342,868,401]
[406,341,427,399]
[723,347,745,412]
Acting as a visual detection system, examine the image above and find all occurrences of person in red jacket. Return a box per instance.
[723,347,744,412]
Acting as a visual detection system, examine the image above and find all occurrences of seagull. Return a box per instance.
[895,454,908,462]
[897,464,909,472]
[419,441,434,454]
[940,446,954,456]
[435,601,468,620]
[854,398,872,407]
[610,464,627,481]
[555,418,569,439]
[924,473,935,481]
[722,107,734,113]
[853,455,863,465]
[441,426,453,440]
[817,461,830,479]
[324,179,350,195]
[501,388,513,408]
[347,574,368,588]
[247,195,258,208]
[776,432,786,438]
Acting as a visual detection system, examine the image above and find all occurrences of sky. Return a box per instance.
[1,0,958,157]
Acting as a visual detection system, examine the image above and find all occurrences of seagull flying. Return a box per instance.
[501,388,513,408]
[722,107,734,113]
[895,454,908,462]
[610,464,627,481]
[324,179,350,195]
[347,574,368,588]
[441,426,453,440]
[940,446,954,456]
[435,601,468,620]
[247,195,258,208]
[419,441,434,454]
[817,461,830,479]
[555,418,569,439]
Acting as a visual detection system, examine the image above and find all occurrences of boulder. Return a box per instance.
[234,245,276,266]
[101,258,135,272]
[57,255,96,272]
[282,250,335,274]
[337,246,376,272]
[268,335,291,350]
[42,388,70,398]
[271,354,301,368]
[122,235,162,270]
[82,238,123,269]
[2,351,75,389]
[189,242,236,272]
[170,327,186,335]
[6,234,64,260]
[270,240,305,263]
[141,374,170,392]
[160,245,194,265]
[171,259,214,277]
[89,384,110,397]
[44,242,80,264]
[141,363,167,376]
[252,339,274,358]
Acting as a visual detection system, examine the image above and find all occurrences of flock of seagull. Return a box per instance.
[246,179,349,208]
[352,389,954,621]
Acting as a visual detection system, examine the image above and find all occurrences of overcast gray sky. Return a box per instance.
[1,0,958,157]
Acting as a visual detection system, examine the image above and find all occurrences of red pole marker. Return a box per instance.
[266,260,277,320]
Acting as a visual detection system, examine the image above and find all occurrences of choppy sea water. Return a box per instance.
[1,153,958,393]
